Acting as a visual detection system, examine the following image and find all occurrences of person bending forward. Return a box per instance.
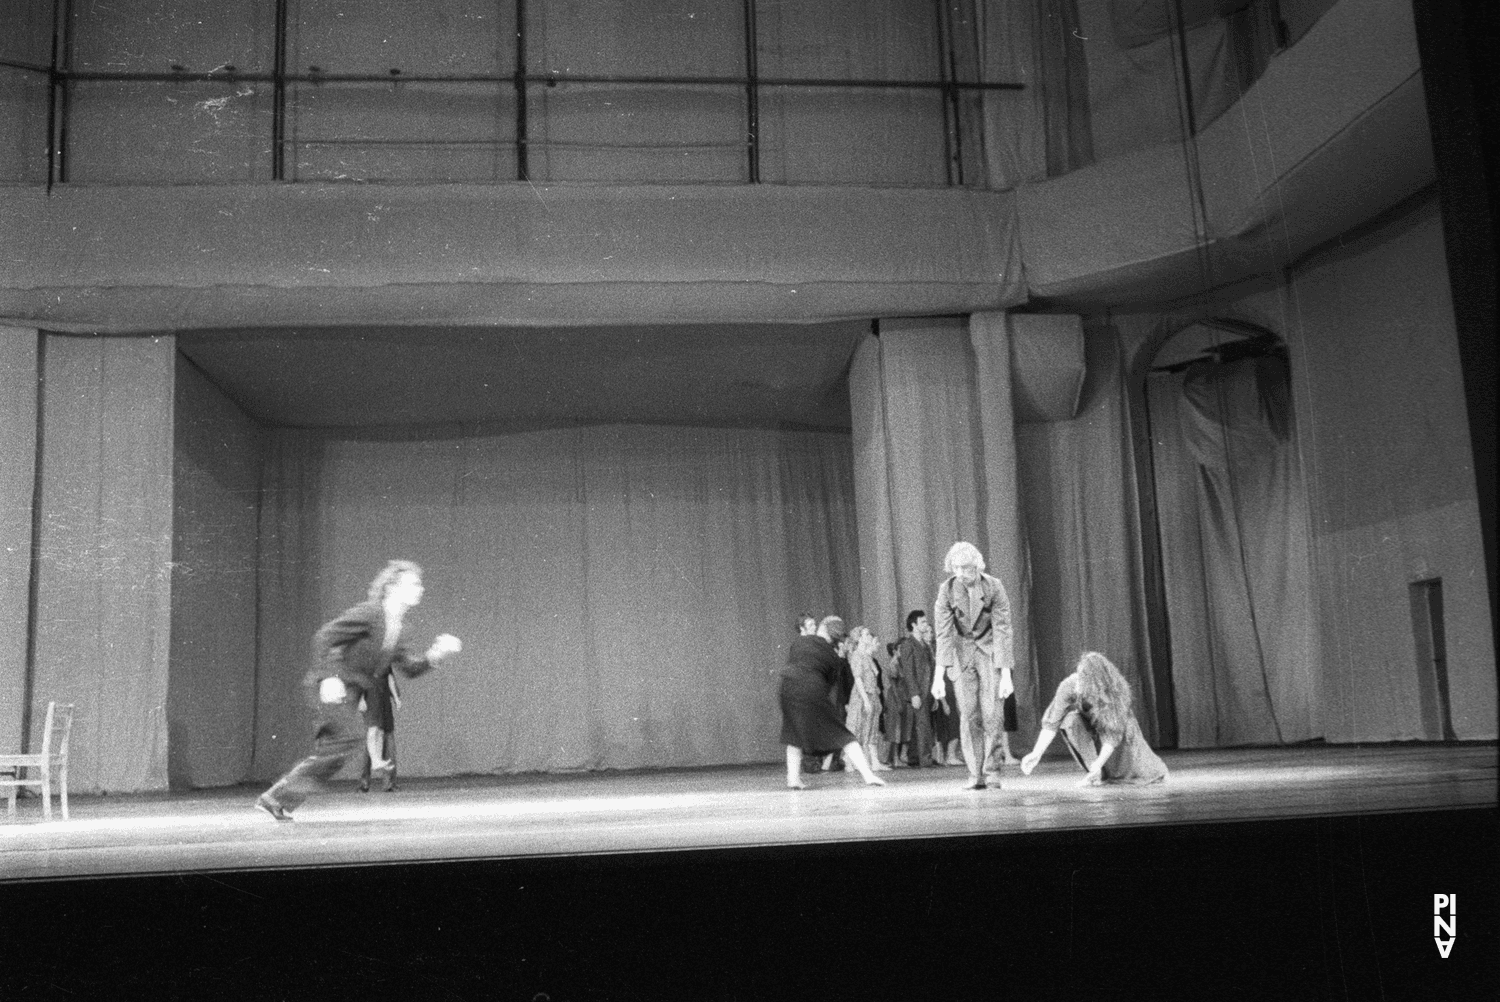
[1020,651,1167,786]
[779,616,887,789]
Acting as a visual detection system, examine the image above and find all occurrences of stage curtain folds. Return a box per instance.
[848,316,1040,736]
[1148,357,1318,747]
[0,327,39,755]
[1016,328,1161,743]
[29,334,175,794]
[252,422,859,780]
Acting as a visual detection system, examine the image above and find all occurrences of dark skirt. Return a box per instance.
[779,672,855,754]
[363,675,396,731]
[932,687,961,743]
[1002,692,1017,732]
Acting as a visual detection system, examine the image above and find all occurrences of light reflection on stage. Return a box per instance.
[1,744,1492,882]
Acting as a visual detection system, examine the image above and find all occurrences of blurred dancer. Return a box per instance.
[256,560,461,820]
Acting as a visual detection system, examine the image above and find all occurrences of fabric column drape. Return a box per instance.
[0,327,39,755]
[1016,329,1160,743]
[30,334,175,794]
[848,317,1033,728]
[1148,356,1318,746]
[849,321,985,650]
[969,313,1039,736]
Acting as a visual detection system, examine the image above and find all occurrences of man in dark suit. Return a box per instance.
[931,541,1014,790]
[255,560,460,820]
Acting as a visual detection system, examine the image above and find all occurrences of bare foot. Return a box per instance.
[872,762,893,772]
[370,758,392,773]
[863,774,887,787]
[787,778,808,789]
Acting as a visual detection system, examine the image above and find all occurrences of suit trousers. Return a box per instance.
[905,699,936,765]
[264,700,366,812]
[953,660,1004,782]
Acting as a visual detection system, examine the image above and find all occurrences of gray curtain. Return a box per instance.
[1148,355,1317,746]
[848,316,1038,736]
[1016,329,1160,743]
[28,333,175,794]
[252,421,860,781]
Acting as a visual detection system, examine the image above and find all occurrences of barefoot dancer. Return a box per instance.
[1020,651,1167,786]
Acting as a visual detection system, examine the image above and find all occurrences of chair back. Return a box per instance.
[41,702,75,762]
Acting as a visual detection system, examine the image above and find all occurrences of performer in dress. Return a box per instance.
[886,610,936,767]
[931,541,1015,790]
[779,616,887,789]
[255,560,462,820]
[1020,651,1168,786]
[844,627,889,772]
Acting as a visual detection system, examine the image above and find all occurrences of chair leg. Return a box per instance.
[59,763,68,821]
[40,764,51,822]
[5,789,14,820]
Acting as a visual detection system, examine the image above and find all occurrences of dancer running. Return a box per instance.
[256,560,461,820]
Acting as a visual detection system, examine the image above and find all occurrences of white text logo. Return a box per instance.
[1434,894,1456,958]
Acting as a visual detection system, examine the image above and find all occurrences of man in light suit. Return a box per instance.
[931,541,1014,789]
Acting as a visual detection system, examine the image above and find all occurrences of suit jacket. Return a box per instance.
[892,635,935,707]
[303,601,438,708]
[933,572,1014,674]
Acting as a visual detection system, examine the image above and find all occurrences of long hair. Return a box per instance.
[818,615,848,646]
[1074,651,1133,742]
[367,560,422,603]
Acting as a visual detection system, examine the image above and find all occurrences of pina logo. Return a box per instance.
[1434,894,1456,958]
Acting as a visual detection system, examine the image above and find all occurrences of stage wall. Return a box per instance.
[1118,193,1497,744]
[168,357,264,789]
[249,421,861,781]
[1271,197,1496,740]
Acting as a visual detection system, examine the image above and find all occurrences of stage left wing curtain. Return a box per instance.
[251,422,860,780]
[27,334,175,794]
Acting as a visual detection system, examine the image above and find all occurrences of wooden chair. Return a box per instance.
[0,701,75,822]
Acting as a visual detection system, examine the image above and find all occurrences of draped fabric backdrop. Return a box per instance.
[0,328,39,756]
[848,315,1039,736]
[1015,328,1161,743]
[28,334,175,795]
[251,422,859,781]
[1148,356,1318,747]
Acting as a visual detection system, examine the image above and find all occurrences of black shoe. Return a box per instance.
[256,794,293,821]
[383,783,397,793]
[357,781,370,793]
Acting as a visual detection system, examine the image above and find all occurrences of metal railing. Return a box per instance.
[4,0,1022,187]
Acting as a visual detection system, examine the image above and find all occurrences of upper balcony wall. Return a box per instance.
[1016,0,1434,307]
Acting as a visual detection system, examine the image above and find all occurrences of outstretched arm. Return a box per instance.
[392,633,463,678]
[1020,728,1056,775]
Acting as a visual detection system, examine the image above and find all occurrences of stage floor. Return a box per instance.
[1,743,1493,882]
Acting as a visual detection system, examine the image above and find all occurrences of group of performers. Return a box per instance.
[257,541,1165,821]
[778,541,1168,791]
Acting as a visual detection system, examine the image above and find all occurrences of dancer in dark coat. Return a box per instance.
[779,616,887,789]
[255,561,461,820]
